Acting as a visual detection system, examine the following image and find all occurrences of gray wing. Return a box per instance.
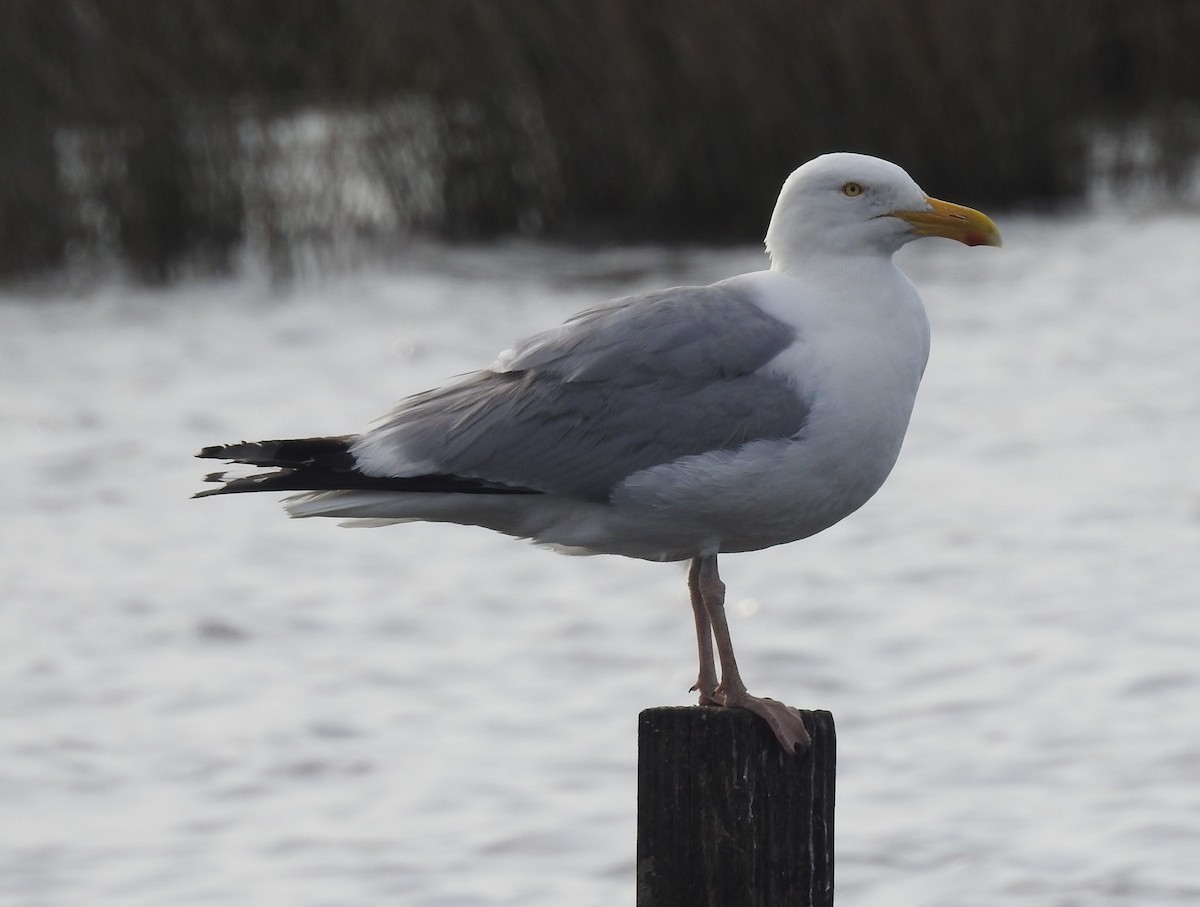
[356,281,809,501]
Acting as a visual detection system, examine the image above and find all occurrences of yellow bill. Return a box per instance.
[892,196,1002,247]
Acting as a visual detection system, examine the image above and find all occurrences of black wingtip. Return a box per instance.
[193,469,311,497]
[193,469,229,497]
[195,441,274,462]
[193,435,546,499]
[195,436,357,468]
[196,444,231,459]
[192,475,230,498]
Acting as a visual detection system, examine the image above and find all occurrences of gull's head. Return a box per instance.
[765,152,1001,271]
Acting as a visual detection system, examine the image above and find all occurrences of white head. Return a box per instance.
[764,152,1000,272]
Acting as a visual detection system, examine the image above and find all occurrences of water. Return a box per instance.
[2,218,1199,906]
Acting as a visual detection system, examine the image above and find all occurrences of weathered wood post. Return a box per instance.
[636,706,835,907]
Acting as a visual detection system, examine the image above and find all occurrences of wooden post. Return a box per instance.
[636,706,835,907]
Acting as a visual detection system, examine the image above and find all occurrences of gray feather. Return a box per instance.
[357,280,809,501]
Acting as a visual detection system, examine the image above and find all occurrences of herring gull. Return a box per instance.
[197,152,1001,752]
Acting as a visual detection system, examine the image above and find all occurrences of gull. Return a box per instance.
[197,152,1000,752]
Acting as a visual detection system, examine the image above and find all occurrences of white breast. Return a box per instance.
[610,264,931,554]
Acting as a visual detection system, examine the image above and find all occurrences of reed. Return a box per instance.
[2,0,1198,281]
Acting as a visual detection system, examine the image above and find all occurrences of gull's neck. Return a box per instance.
[767,246,901,284]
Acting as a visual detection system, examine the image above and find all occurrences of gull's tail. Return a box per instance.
[195,436,539,498]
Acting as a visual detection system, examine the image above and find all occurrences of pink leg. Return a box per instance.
[695,554,811,753]
[687,557,720,705]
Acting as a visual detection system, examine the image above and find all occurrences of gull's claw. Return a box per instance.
[722,692,811,753]
[690,676,722,708]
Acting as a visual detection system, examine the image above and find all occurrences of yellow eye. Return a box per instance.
[842,181,865,197]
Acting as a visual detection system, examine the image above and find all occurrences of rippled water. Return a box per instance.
[2,217,1199,906]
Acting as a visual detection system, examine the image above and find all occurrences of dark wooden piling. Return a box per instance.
[636,707,835,907]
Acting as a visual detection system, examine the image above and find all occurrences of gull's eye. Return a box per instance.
[841,181,865,198]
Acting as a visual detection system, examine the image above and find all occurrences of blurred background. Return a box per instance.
[5,4,1200,907]
[3,0,1200,284]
